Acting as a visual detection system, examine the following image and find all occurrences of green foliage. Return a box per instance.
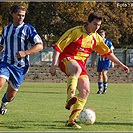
[0,2,132,48]
[0,82,132,131]
[95,2,133,48]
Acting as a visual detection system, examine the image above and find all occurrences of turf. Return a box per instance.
[0,82,132,132]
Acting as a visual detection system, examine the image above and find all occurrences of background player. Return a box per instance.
[92,30,114,94]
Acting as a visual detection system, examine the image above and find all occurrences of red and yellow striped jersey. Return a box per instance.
[55,25,111,63]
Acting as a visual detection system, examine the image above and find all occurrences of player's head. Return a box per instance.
[10,5,26,26]
[88,12,102,23]
[98,30,106,39]
[10,5,26,14]
[87,12,103,33]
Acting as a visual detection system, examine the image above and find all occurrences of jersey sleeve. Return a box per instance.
[55,28,77,53]
[108,40,114,50]
[93,34,112,58]
[28,24,43,45]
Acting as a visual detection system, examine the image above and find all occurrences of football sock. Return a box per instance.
[2,93,9,103]
[98,82,103,91]
[2,93,15,103]
[68,97,86,122]
[103,81,108,90]
[67,76,78,101]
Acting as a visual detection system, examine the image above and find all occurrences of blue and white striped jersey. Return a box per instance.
[0,22,42,67]
[98,39,114,61]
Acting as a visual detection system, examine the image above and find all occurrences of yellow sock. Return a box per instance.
[68,97,86,122]
[67,76,78,101]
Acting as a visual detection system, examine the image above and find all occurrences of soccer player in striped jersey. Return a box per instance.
[0,5,43,115]
[49,12,129,128]
[92,30,114,94]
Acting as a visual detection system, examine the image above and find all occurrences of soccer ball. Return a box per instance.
[78,108,96,125]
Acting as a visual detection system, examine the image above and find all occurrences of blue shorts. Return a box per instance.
[0,62,29,90]
[97,60,111,72]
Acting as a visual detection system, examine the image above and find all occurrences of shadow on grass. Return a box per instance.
[0,120,132,131]
[95,121,133,126]
[0,120,80,130]
[19,91,64,94]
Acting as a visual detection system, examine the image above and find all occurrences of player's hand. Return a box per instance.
[121,65,130,73]
[49,65,56,76]
[91,62,96,68]
[16,51,26,58]
[111,62,114,68]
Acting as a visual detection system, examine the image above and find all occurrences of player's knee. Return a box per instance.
[99,74,103,79]
[0,84,4,90]
[83,87,90,97]
[75,66,82,75]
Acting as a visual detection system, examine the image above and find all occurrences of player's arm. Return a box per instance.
[93,35,129,73]
[91,51,97,68]
[16,42,43,58]
[106,52,129,73]
[110,50,114,68]
[49,49,60,76]
[25,42,43,55]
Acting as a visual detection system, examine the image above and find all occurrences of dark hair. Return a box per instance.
[88,12,102,22]
[98,30,106,34]
[10,5,26,14]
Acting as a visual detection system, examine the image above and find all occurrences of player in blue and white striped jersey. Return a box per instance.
[92,30,114,94]
[0,5,43,115]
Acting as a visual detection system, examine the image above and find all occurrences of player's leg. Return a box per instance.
[5,85,17,102]
[0,77,7,91]
[97,61,103,94]
[60,58,82,110]
[0,85,17,115]
[0,65,27,115]
[102,70,108,94]
[102,61,111,94]
[97,72,103,94]
[0,65,10,115]
[67,75,90,128]
[0,77,8,115]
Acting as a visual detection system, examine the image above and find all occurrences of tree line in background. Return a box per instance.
[0,2,132,48]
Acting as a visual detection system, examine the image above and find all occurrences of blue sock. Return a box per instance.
[103,82,108,90]
[98,82,103,91]
[2,93,9,103]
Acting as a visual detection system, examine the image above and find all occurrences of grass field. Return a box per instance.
[0,82,132,132]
